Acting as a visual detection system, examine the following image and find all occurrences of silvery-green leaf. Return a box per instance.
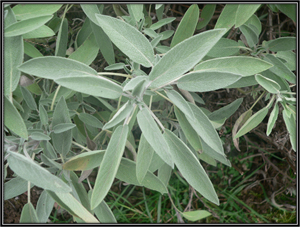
[39,104,48,126]
[164,129,219,205]
[255,74,281,94]
[4,7,23,98]
[30,132,51,141]
[55,75,123,99]
[207,38,239,57]
[197,4,216,30]
[103,101,134,130]
[225,76,258,88]
[18,56,98,80]
[166,89,194,119]
[7,151,72,193]
[137,108,173,168]
[177,71,241,92]
[215,4,238,31]
[276,51,296,71]
[263,54,296,84]
[170,4,199,47]
[234,106,269,139]
[95,14,154,67]
[51,97,72,157]
[149,29,226,88]
[53,123,76,134]
[132,79,147,97]
[22,25,55,39]
[20,203,40,223]
[12,4,62,20]
[174,107,202,152]
[69,33,99,65]
[244,14,262,35]
[158,163,172,186]
[88,190,117,223]
[104,63,125,71]
[55,18,68,57]
[186,103,224,155]
[208,98,243,122]
[36,190,55,223]
[20,86,37,110]
[127,4,144,22]
[123,76,148,91]
[182,210,211,222]
[266,102,279,136]
[282,109,296,151]
[91,125,129,210]
[4,177,34,200]
[198,152,217,166]
[194,56,273,77]
[78,112,103,129]
[5,15,53,37]
[275,4,296,22]
[46,191,99,223]
[4,96,28,139]
[150,17,176,30]
[136,134,154,183]
[235,4,261,28]
[151,34,163,48]
[239,24,258,47]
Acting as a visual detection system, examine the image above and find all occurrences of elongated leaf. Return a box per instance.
[81,4,115,65]
[207,38,239,57]
[89,190,117,223]
[12,4,62,20]
[136,134,154,183]
[18,56,98,80]
[171,4,199,47]
[166,90,194,119]
[164,129,219,205]
[239,24,258,47]
[4,8,23,98]
[267,102,279,136]
[4,96,28,139]
[177,71,241,92]
[105,63,125,71]
[182,210,211,222]
[186,103,224,155]
[53,123,76,133]
[150,17,176,30]
[127,4,144,22]
[20,203,39,223]
[234,107,269,139]
[194,56,273,76]
[91,125,129,209]
[282,109,296,151]
[4,177,34,200]
[208,98,243,122]
[174,107,202,152]
[245,14,262,35]
[69,33,99,65]
[276,51,296,71]
[266,37,296,52]
[55,18,68,57]
[55,75,123,99]
[22,25,55,39]
[137,108,173,168]
[235,4,261,28]
[51,97,72,157]
[264,54,296,84]
[30,132,51,141]
[95,14,154,67]
[24,41,43,58]
[123,76,147,91]
[7,151,72,193]
[148,29,226,88]
[275,4,296,22]
[20,86,37,110]
[197,4,216,30]
[255,74,280,93]
[103,101,134,130]
[5,15,53,37]
[78,112,103,129]
[36,190,55,223]
[215,4,238,31]
[158,163,172,186]
[46,191,99,223]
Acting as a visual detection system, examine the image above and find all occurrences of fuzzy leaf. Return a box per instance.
[266,102,279,136]
[12,4,62,20]
[255,74,281,93]
[182,210,211,222]
[20,203,40,223]
[235,4,261,28]
[36,190,55,223]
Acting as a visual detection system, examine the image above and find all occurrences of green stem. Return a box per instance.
[50,85,61,111]
[97,72,132,78]
[249,91,266,111]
